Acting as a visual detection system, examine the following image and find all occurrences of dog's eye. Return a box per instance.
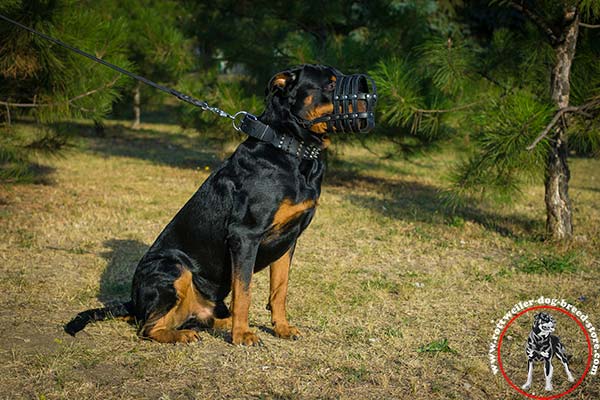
[323,82,336,92]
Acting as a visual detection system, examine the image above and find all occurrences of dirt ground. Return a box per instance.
[1,121,598,399]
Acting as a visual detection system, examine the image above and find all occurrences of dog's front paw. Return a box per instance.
[545,383,553,391]
[232,330,262,346]
[521,383,531,390]
[273,323,301,340]
[568,374,575,383]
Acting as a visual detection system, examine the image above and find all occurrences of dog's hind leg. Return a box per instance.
[544,359,554,391]
[522,360,534,390]
[140,266,213,343]
[560,359,575,383]
[554,339,575,382]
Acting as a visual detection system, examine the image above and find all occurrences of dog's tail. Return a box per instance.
[64,301,134,336]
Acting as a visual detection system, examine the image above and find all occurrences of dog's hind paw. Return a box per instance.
[521,383,531,390]
[545,384,553,391]
[175,329,201,344]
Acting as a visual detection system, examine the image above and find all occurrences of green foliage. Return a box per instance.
[580,0,600,20]
[514,252,580,274]
[368,58,425,130]
[447,91,554,205]
[0,0,131,182]
[176,73,262,137]
[89,0,194,123]
[92,0,193,83]
[419,35,474,96]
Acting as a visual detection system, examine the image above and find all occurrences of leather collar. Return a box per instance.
[238,114,322,160]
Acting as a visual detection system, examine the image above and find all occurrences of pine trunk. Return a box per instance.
[132,82,141,130]
[545,9,579,241]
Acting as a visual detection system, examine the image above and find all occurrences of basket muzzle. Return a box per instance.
[306,73,377,134]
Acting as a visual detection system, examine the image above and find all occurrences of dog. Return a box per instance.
[521,312,575,391]
[65,64,376,345]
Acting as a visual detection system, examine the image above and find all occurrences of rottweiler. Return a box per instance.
[522,312,575,391]
[65,64,376,345]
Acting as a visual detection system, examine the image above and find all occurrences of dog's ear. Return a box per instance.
[267,70,297,94]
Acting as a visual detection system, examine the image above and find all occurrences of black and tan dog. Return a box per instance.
[65,64,376,345]
[522,312,575,391]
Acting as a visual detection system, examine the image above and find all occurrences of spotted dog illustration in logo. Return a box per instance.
[522,312,575,391]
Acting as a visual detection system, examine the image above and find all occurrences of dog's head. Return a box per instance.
[261,64,377,138]
[533,312,556,337]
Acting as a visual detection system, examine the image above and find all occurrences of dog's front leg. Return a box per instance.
[544,359,554,391]
[522,360,534,390]
[268,246,301,340]
[229,235,261,346]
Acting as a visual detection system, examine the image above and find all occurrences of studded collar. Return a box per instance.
[238,113,322,160]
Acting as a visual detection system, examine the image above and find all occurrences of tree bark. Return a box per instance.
[545,8,579,241]
[132,82,141,130]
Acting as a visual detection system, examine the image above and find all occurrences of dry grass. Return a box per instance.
[0,120,599,399]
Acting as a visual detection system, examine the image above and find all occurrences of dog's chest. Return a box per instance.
[253,198,317,271]
[528,332,553,360]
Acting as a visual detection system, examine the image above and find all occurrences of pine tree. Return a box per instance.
[0,0,131,181]
[94,0,193,129]
[370,0,600,242]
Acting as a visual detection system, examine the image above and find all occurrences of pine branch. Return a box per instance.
[413,99,487,114]
[580,22,600,28]
[0,76,119,110]
[526,98,600,150]
[506,1,560,44]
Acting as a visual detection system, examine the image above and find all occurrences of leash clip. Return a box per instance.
[232,111,257,131]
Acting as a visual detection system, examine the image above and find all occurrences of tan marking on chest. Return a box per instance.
[272,198,317,229]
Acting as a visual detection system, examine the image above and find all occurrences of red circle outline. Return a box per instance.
[497,305,593,399]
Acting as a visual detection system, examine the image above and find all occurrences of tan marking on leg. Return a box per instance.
[144,267,213,343]
[272,198,316,230]
[269,249,301,339]
[231,272,260,345]
[212,316,232,331]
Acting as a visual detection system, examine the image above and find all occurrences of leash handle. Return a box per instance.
[0,13,236,120]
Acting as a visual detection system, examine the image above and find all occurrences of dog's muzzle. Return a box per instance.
[305,73,377,134]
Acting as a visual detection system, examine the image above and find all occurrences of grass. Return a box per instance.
[417,339,457,354]
[514,252,580,274]
[0,119,599,399]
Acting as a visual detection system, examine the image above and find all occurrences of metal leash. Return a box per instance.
[0,13,252,130]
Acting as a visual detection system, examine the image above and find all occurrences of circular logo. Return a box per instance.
[488,298,599,399]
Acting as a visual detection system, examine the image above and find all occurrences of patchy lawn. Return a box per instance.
[0,120,598,399]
